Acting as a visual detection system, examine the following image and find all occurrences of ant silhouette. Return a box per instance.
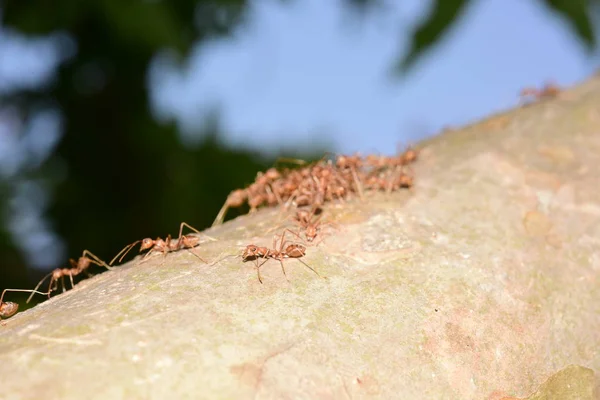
[110,222,215,266]
[27,250,112,303]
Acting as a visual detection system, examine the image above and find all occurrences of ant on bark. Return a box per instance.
[27,250,112,303]
[1,289,48,321]
[241,229,322,283]
[291,206,338,245]
[212,168,282,226]
[110,222,215,266]
[520,82,560,103]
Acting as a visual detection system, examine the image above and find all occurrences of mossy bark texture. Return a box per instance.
[1,76,600,399]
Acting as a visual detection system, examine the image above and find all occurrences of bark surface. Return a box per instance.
[1,76,600,400]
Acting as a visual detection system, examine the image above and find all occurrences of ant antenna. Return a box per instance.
[27,272,54,303]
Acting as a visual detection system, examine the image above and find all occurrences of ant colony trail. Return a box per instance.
[0,83,562,321]
[1,145,420,321]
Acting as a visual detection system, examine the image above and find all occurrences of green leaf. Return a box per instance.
[542,0,596,49]
[397,0,470,73]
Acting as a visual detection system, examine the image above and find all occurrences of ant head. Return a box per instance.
[305,227,317,242]
[140,238,155,251]
[242,245,258,260]
[0,301,19,318]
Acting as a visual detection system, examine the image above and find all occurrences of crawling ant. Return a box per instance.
[1,289,48,321]
[294,208,322,242]
[213,189,248,227]
[291,207,338,244]
[520,82,561,103]
[213,168,283,226]
[27,250,112,303]
[111,222,214,266]
[241,230,322,284]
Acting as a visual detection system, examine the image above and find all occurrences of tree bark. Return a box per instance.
[1,75,600,400]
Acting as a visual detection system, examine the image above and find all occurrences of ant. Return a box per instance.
[1,289,48,321]
[213,168,282,226]
[27,250,112,303]
[291,206,337,244]
[241,230,322,284]
[520,82,561,103]
[110,222,215,266]
[213,189,248,227]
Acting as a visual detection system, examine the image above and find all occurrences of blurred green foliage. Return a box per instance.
[0,0,599,304]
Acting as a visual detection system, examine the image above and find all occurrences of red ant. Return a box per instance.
[212,168,282,226]
[1,289,48,321]
[239,230,322,283]
[520,82,560,103]
[110,222,215,266]
[27,250,112,303]
[213,189,247,227]
[291,207,337,244]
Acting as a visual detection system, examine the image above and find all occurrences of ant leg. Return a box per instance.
[280,228,306,246]
[275,228,306,251]
[47,278,58,298]
[283,190,298,211]
[138,249,157,265]
[67,272,75,291]
[255,258,269,284]
[212,201,230,227]
[295,258,323,279]
[60,276,68,293]
[27,272,53,303]
[179,222,217,242]
[1,289,48,306]
[160,248,169,267]
[82,250,114,271]
[208,252,240,266]
[186,248,207,264]
[278,259,290,282]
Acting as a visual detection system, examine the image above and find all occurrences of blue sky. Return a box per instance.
[0,0,598,269]
[150,0,598,155]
